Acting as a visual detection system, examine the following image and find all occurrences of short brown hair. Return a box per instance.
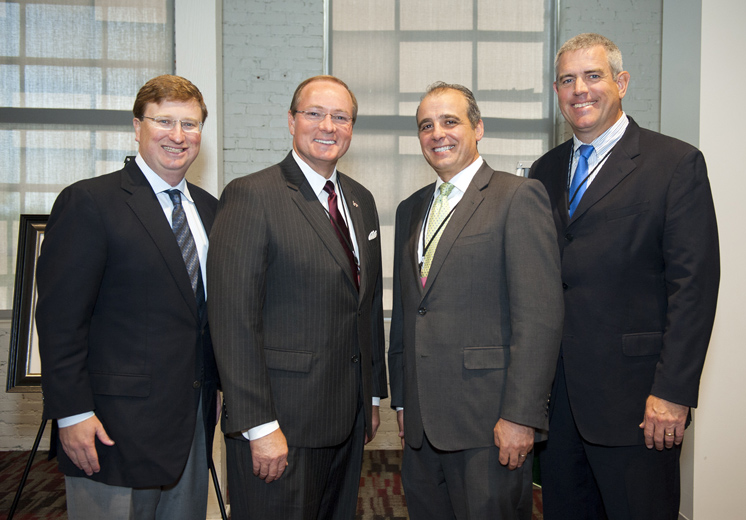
[133,75,208,122]
[289,75,358,125]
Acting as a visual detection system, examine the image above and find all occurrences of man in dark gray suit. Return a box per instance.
[207,75,387,519]
[530,34,719,520]
[388,82,564,519]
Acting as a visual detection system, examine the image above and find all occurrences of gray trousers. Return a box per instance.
[65,399,209,520]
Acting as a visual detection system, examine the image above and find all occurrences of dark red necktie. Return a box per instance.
[323,180,358,290]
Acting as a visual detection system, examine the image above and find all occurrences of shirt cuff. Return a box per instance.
[57,411,95,428]
[372,397,380,407]
[242,420,280,441]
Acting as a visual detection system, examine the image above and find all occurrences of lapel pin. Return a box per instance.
[352,200,359,207]
[368,230,378,241]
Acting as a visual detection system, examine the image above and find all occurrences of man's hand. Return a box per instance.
[365,405,380,444]
[396,409,405,450]
[249,428,288,483]
[493,418,534,470]
[639,395,689,450]
[59,416,115,476]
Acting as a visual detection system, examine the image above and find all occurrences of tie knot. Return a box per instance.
[323,180,336,196]
[439,182,455,198]
[578,144,594,159]
[167,189,182,206]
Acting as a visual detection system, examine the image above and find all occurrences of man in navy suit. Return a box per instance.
[530,33,720,520]
[37,75,218,519]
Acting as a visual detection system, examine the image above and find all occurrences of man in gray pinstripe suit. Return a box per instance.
[207,75,387,519]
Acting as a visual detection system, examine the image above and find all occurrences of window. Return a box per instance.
[0,0,174,309]
[329,0,556,310]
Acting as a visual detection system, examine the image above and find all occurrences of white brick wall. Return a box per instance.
[222,0,324,184]
[556,0,663,141]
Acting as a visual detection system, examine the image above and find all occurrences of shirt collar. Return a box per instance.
[573,112,629,157]
[135,154,192,202]
[292,150,338,198]
[434,155,484,196]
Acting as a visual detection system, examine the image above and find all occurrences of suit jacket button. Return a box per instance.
[351,354,359,363]
[418,307,427,315]
[562,283,568,290]
[193,381,201,389]
[565,233,574,242]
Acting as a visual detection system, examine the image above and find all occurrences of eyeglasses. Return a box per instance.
[141,116,203,134]
[295,110,353,126]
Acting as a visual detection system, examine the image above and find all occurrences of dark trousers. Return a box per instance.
[402,433,533,520]
[539,360,682,520]
[226,403,366,520]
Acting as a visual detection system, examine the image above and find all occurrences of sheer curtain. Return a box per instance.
[329,0,556,311]
[0,0,174,309]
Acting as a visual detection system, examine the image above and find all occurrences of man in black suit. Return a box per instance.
[207,75,386,519]
[36,75,219,519]
[530,33,720,520]
[388,82,564,519]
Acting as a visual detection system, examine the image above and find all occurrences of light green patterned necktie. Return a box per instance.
[421,182,455,283]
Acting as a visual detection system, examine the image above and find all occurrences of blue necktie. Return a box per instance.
[568,144,594,217]
[167,189,206,317]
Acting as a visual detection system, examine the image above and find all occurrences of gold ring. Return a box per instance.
[665,432,674,436]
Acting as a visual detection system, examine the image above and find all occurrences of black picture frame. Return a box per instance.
[6,215,48,393]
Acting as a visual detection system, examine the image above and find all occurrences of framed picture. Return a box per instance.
[6,215,48,393]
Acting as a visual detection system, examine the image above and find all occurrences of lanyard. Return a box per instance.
[419,191,457,269]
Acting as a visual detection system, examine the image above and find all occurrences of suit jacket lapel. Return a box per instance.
[191,184,215,235]
[280,153,359,292]
[339,173,369,297]
[122,161,200,321]
[570,119,641,224]
[546,140,573,230]
[404,186,432,296]
[422,163,488,295]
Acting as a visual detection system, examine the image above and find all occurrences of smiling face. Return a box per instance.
[554,45,630,143]
[133,99,202,185]
[416,89,484,182]
[288,80,354,179]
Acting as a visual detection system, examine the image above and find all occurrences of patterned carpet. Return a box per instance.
[0,450,543,519]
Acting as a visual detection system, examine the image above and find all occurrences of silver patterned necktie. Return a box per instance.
[167,189,205,316]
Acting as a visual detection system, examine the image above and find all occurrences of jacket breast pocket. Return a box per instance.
[265,348,314,373]
[455,232,492,247]
[90,372,151,397]
[463,346,509,370]
[622,332,663,357]
[606,201,649,221]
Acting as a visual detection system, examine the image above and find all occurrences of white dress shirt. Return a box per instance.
[569,113,629,191]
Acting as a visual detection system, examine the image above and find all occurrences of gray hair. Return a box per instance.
[555,33,624,80]
[416,82,481,129]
